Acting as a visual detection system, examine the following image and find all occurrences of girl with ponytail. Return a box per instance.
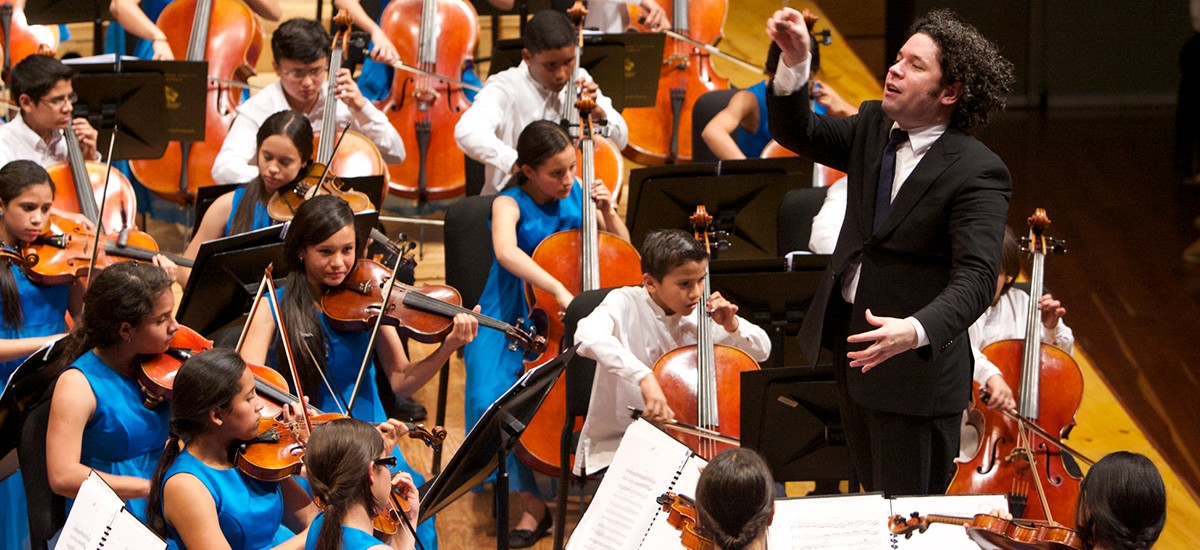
[45,261,178,521]
[147,348,316,549]
[1075,451,1166,550]
[694,449,776,550]
[303,417,420,550]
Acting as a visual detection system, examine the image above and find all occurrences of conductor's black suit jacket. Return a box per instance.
[769,86,1011,417]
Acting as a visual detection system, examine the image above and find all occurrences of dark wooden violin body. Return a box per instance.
[889,512,1081,550]
[948,209,1083,527]
[20,215,192,285]
[657,492,715,550]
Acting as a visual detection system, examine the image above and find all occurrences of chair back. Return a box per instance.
[777,186,829,256]
[690,88,740,163]
[444,195,499,310]
[20,382,65,550]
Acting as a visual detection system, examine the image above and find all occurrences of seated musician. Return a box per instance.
[176,109,311,285]
[461,120,628,548]
[579,0,669,33]
[694,448,776,550]
[303,417,423,550]
[147,348,317,549]
[107,0,280,61]
[239,195,477,550]
[211,18,405,186]
[572,229,770,474]
[0,55,100,168]
[454,9,628,195]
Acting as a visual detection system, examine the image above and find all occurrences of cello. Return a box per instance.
[376,0,478,202]
[0,0,57,80]
[516,91,642,476]
[622,0,729,165]
[129,0,263,202]
[46,127,139,234]
[312,11,387,183]
[651,206,759,459]
[947,209,1084,527]
[563,1,625,200]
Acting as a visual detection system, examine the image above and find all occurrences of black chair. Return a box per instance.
[777,186,829,256]
[553,287,618,550]
[444,194,498,310]
[690,88,740,163]
[20,383,65,550]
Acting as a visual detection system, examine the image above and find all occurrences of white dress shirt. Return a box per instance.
[583,0,638,33]
[967,287,1074,386]
[808,176,847,254]
[454,61,628,195]
[572,286,772,475]
[0,115,100,167]
[210,81,405,185]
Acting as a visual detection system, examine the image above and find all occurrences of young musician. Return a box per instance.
[177,110,313,285]
[211,19,405,185]
[573,229,770,475]
[303,417,421,550]
[454,9,628,195]
[147,348,316,549]
[0,55,100,167]
[1076,451,1166,550]
[580,0,669,33]
[44,261,178,521]
[461,120,628,547]
[240,195,477,550]
[694,448,776,550]
[107,0,280,61]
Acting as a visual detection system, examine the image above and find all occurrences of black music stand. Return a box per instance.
[23,0,111,55]
[740,366,854,485]
[709,259,825,370]
[417,346,574,550]
[486,32,664,112]
[62,59,185,161]
[0,338,69,463]
[626,157,812,260]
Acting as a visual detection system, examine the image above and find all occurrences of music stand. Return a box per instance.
[62,59,171,161]
[417,346,574,550]
[710,261,825,370]
[626,157,812,260]
[23,0,111,55]
[0,338,68,462]
[740,366,853,484]
[486,32,664,111]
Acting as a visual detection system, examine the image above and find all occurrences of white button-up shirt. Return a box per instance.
[0,115,99,167]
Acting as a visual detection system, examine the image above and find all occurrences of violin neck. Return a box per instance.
[400,287,516,334]
[254,375,327,416]
[102,237,194,268]
[64,130,102,224]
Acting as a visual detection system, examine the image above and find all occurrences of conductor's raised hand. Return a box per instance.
[845,309,916,372]
[765,8,810,67]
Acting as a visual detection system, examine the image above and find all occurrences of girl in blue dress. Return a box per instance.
[0,160,84,550]
[240,195,478,550]
[462,120,629,548]
[304,417,421,550]
[178,110,314,286]
[44,261,178,522]
[147,348,317,550]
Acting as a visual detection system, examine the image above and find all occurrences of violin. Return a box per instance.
[265,160,375,222]
[651,207,759,459]
[20,215,192,285]
[947,209,1084,526]
[137,325,214,409]
[321,258,545,354]
[517,89,642,476]
[129,0,263,202]
[372,424,447,536]
[657,492,715,550]
[46,127,139,235]
[888,511,1081,550]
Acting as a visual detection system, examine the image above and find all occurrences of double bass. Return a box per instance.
[651,206,758,459]
[948,209,1084,527]
[130,0,263,202]
[622,0,729,165]
[516,91,642,476]
[376,0,478,202]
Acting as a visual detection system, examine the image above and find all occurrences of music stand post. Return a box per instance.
[417,346,574,550]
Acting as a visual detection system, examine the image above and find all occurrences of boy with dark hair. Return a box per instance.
[454,9,628,195]
[0,55,100,166]
[573,229,771,475]
[211,18,405,185]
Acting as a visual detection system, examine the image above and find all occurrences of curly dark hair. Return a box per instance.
[910,10,1014,131]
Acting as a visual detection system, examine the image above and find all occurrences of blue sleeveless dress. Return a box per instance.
[304,513,380,550]
[268,288,437,550]
[224,184,278,236]
[734,82,772,158]
[104,0,171,60]
[162,448,294,550]
[0,263,70,550]
[68,350,171,521]
[462,181,584,495]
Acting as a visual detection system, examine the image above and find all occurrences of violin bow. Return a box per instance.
[1000,408,1096,466]
[345,246,409,413]
[627,406,741,447]
[82,128,121,286]
[260,264,314,436]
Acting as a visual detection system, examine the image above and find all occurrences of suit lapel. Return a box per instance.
[875,130,963,237]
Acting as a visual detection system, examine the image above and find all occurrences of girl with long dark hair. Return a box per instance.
[695,448,775,550]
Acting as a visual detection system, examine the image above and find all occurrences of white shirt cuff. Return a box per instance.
[771,52,812,96]
[906,316,929,348]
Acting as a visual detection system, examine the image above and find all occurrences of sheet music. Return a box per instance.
[57,471,165,550]
[768,493,892,549]
[638,453,708,549]
[567,419,696,550]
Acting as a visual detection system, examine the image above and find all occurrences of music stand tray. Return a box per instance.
[418,347,574,548]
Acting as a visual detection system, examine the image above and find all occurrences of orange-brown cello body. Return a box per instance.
[0,0,58,73]
[46,162,138,235]
[622,0,729,165]
[652,344,757,459]
[312,129,388,182]
[578,137,624,200]
[130,0,263,202]
[377,0,477,202]
[948,340,1083,526]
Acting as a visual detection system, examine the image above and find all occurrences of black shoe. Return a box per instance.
[508,505,552,549]
[395,396,427,422]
